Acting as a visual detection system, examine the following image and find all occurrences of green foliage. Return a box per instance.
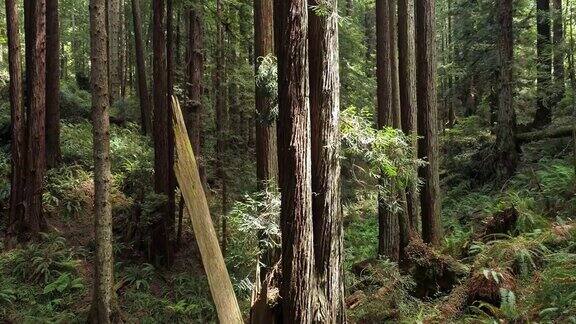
[254,54,278,123]
[533,252,576,320]
[8,234,80,285]
[341,107,423,211]
[118,263,155,291]
[0,234,86,322]
[43,165,92,218]
[60,81,92,120]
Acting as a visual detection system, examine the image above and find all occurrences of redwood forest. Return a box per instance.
[0,0,575,322]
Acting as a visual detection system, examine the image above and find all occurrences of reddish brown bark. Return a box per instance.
[495,0,519,179]
[416,0,442,246]
[131,0,152,134]
[254,0,278,185]
[23,0,48,238]
[398,0,420,234]
[45,0,61,168]
[376,0,400,261]
[185,7,204,178]
[274,0,315,321]
[151,0,174,265]
[309,0,345,321]
[6,0,26,243]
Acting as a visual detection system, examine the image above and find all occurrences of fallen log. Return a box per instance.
[516,125,574,144]
[172,97,243,324]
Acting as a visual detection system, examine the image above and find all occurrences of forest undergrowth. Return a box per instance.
[0,83,573,323]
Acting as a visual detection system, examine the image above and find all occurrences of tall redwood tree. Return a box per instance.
[274,0,315,321]
[309,0,345,321]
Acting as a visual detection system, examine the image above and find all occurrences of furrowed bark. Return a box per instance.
[416,0,442,246]
[398,0,420,233]
[23,0,47,238]
[495,0,519,179]
[274,0,315,321]
[6,0,26,244]
[45,0,62,168]
[309,0,345,321]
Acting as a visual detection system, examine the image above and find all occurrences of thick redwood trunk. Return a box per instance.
[131,0,152,134]
[495,0,519,179]
[23,0,48,238]
[533,0,553,128]
[45,0,61,168]
[398,0,420,234]
[274,0,315,322]
[151,0,174,265]
[416,0,442,246]
[6,0,26,243]
[309,0,345,322]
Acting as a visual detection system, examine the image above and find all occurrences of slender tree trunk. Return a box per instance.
[185,5,207,189]
[416,0,442,246]
[175,11,181,66]
[552,0,565,105]
[151,0,174,265]
[167,0,174,95]
[496,0,518,179]
[88,0,117,321]
[166,0,176,238]
[108,0,121,103]
[23,0,47,238]
[364,9,376,65]
[533,0,553,128]
[5,0,26,244]
[131,0,152,134]
[274,0,315,322]
[569,1,576,174]
[46,0,61,168]
[254,0,278,185]
[375,0,400,261]
[215,0,229,254]
[398,0,420,234]
[309,0,345,322]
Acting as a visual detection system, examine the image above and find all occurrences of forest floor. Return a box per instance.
[0,85,574,322]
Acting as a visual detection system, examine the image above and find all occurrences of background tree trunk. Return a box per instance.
[274,0,315,322]
[376,0,400,261]
[88,0,117,321]
[185,5,205,186]
[45,0,62,168]
[533,0,553,128]
[398,0,420,234]
[254,0,278,185]
[552,0,565,105]
[5,0,27,244]
[309,0,345,321]
[151,0,174,265]
[108,0,121,103]
[23,0,48,238]
[131,0,152,134]
[215,0,229,255]
[495,0,519,179]
[416,0,442,246]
